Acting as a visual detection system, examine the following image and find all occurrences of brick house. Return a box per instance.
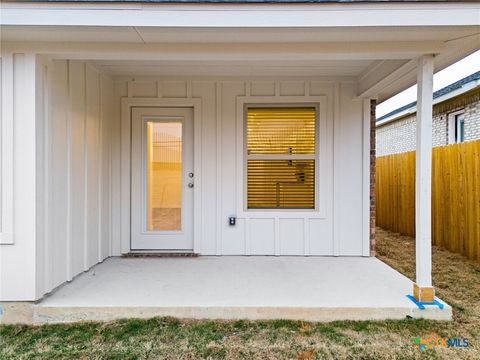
[376,71,480,156]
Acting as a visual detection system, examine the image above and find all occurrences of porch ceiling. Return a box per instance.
[1,25,479,101]
[90,59,377,77]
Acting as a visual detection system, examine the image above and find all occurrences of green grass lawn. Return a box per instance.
[1,228,479,359]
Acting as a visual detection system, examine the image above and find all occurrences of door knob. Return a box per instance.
[188,172,194,178]
[188,183,194,188]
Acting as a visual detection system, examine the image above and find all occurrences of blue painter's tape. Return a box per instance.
[406,294,445,310]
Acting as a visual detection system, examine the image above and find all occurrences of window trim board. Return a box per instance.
[447,109,465,144]
[235,96,328,219]
[245,104,318,211]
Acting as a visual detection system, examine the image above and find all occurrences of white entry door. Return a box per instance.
[131,107,194,250]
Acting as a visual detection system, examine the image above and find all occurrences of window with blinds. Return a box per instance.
[246,107,316,209]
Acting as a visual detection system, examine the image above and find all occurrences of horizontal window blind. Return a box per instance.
[248,160,315,209]
[246,107,316,209]
[247,107,316,155]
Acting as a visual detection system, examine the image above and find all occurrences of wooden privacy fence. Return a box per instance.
[376,140,480,261]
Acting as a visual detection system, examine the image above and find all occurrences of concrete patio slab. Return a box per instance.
[31,257,451,323]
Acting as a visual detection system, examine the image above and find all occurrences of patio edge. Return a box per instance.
[27,304,453,324]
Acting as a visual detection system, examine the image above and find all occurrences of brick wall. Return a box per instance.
[370,99,376,256]
[465,100,480,139]
[376,89,480,156]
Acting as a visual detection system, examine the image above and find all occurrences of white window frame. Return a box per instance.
[236,96,328,219]
[448,109,465,144]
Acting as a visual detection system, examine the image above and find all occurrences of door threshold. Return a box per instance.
[123,251,198,258]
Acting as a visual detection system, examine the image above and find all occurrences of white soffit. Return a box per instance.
[1,25,479,44]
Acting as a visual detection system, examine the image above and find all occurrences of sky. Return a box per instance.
[376,50,480,118]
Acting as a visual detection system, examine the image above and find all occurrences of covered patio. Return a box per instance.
[33,257,450,323]
[1,1,478,324]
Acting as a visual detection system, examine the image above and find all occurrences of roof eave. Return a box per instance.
[376,80,480,127]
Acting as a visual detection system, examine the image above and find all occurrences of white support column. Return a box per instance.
[0,53,41,302]
[414,54,435,302]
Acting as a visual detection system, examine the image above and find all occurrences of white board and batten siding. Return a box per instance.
[113,78,367,257]
[0,56,114,300]
[48,60,114,295]
[1,61,369,301]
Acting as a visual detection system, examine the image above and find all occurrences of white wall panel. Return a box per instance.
[309,218,334,255]
[192,81,217,255]
[336,82,364,255]
[112,76,366,257]
[16,59,116,300]
[251,219,275,255]
[163,81,187,98]
[46,60,69,290]
[279,219,304,255]
[250,81,275,96]
[280,81,305,96]
[69,61,87,275]
[130,81,157,98]
[220,82,246,255]
[35,59,48,297]
[0,53,39,300]
[100,75,114,259]
[110,81,126,256]
[85,65,100,268]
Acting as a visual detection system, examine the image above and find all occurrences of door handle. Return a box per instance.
[188,183,194,188]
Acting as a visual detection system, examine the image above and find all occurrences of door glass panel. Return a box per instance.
[146,121,182,231]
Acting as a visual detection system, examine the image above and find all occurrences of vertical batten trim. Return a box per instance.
[0,53,15,244]
[304,218,310,256]
[83,62,89,271]
[245,81,251,97]
[362,98,371,256]
[187,81,192,99]
[333,82,341,256]
[193,99,203,254]
[245,218,251,255]
[108,87,113,257]
[275,81,280,97]
[274,217,280,256]
[215,82,222,255]
[107,79,113,257]
[120,100,130,254]
[107,104,113,256]
[98,74,103,263]
[66,60,73,280]
[157,81,163,98]
[22,53,39,298]
[127,80,133,98]
[42,61,52,293]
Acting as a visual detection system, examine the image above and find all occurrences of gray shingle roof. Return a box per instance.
[377,70,480,122]
[6,0,472,3]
